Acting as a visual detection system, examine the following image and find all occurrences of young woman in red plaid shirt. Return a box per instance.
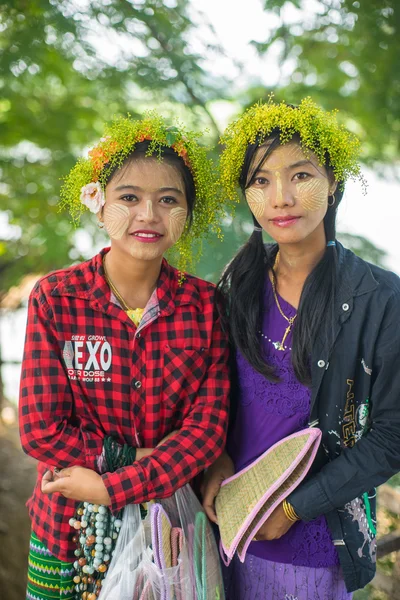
[19,114,230,600]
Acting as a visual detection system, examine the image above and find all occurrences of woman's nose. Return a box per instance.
[138,200,156,221]
[272,173,295,208]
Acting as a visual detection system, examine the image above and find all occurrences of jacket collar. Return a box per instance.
[335,241,378,304]
[51,248,203,316]
[265,241,378,306]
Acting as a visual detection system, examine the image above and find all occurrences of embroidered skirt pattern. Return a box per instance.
[27,532,74,600]
[224,553,352,600]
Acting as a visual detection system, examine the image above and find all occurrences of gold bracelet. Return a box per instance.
[283,499,300,522]
[288,501,300,521]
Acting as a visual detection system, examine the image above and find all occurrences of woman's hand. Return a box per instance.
[202,451,235,524]
[253,502,296,541]
[157,430,180,446]
[136,448,153,460]
[135,430,180,460]
[41,466,111,505]
[136,430,180,460]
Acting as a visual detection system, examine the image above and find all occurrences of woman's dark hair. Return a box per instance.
[102,140,196,227]
[218,129,344,385]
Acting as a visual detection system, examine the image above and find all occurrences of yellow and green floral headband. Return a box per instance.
[60,111,227,272]
[219,96,365,204]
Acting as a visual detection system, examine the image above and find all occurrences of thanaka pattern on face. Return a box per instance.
[259,143,305,172]
[251,142,331,212]
[103,204,130,239]
[145,199,154,220]
[295,178,330,211]
[275,171,283,203]
[168,207,187,244]
[245,188,268,220]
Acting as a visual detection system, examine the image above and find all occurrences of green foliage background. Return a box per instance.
[1,0,398,295]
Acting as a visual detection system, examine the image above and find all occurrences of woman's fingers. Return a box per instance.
[42,466,75,493]
[53,467,72,480]
[41,470,62,495]
[202,479,221,524]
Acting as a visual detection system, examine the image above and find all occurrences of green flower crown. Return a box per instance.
[219,96,365,203]
[60,111,225,273]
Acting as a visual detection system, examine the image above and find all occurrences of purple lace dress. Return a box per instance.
[224,278,352,600]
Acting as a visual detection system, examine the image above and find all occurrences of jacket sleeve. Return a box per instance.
[102,311,230,512]
[19,286,104,469]
[288,293,400,521]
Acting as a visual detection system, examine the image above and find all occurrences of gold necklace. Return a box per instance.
[271,251,297,351]
[103,257,144,326]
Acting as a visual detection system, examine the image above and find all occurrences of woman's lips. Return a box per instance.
[270,216,300,228]
[130,230,163,243]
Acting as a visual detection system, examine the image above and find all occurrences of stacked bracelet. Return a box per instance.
[283,499,300,522]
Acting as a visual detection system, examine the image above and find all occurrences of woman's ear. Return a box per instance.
[97,205,105,227]
[328,176,338,197]
[97,204,105,220]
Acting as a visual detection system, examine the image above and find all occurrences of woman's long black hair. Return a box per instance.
[217,130,344,386]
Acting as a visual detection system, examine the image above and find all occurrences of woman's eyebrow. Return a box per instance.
[114,184,141,191]
[256,160,314,174]
[114,184,184,194]
[289,160,314,169]
[158,187,184,195]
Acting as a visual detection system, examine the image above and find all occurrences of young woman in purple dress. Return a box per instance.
[202,98,400,599]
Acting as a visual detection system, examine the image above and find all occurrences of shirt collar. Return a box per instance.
[51,248,203,315]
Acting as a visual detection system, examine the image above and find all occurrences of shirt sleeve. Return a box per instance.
[288,293,400,521]
[19,286,104,469]
[102,310,230,512]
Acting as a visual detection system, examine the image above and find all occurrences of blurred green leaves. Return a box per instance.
[0,0,226,294]
[0,0,396,294]
[252,0,400,165]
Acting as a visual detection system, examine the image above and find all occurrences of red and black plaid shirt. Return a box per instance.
[19,248,230,561]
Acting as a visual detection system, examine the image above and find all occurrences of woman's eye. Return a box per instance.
[120,194,138,202]
[160,196,177,205]
[253,177,268,186]
[294,172,311,181]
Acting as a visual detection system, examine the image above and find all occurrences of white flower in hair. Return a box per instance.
[80,182,105,214]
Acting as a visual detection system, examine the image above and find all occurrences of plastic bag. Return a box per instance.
[98,484,224,600]
[97,502,146,600]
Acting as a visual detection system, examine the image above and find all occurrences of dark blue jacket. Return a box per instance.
[287,242,400,592]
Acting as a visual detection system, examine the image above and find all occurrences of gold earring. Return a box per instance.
[97,221,104,229]
[328,194,336,207]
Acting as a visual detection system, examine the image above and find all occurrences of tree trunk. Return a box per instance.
[0,313,4,415]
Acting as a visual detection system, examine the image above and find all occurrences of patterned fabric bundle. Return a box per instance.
[150,504,173,600]
[27,532,74,600]
[216,428,322,565]
[98,484,224,600]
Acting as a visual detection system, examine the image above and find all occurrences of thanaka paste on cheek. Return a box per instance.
[295,178,329,211]
[103,204,130,239]
[168,207,187,244]
[245,188,268,220]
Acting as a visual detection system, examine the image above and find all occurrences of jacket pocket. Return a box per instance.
[162,345,208,411]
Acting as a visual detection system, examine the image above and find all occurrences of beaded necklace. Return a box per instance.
[103,256,144,327]
[70,438,139,599]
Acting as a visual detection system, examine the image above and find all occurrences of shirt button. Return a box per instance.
[317,360,326,368]
[136,332,141,339]
[134,380,142,389]
[342,303,350,312]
